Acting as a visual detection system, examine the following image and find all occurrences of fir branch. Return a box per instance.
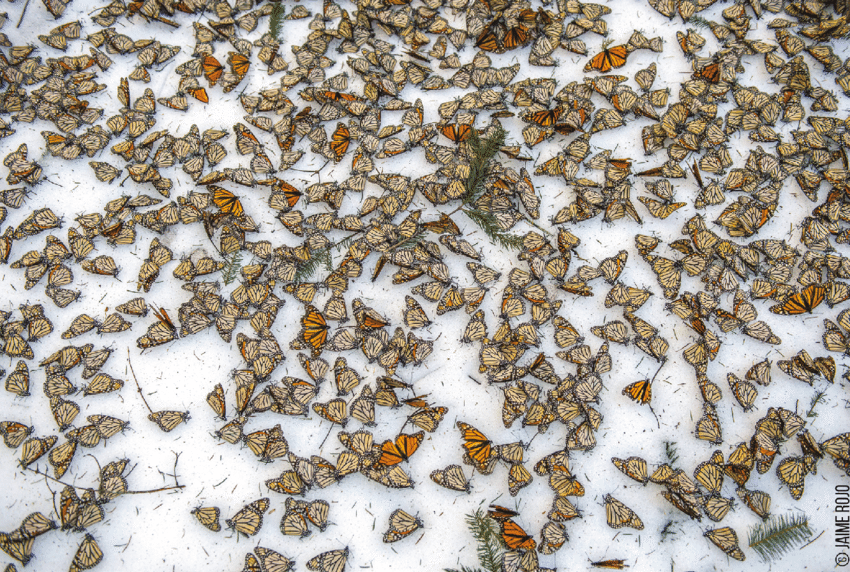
[391,229,427,252]
[463,208,524,251]
[807,390,826,418]
[292,247,332,284]
[269,2,285,41]
[687,15,712,29]
[465,509,503,572]
[748,513,813,563]
[463,125,506,206]
[445,567,487,572]
[664,441,679,465]
[221,251,243,286]
[290,231,361,284]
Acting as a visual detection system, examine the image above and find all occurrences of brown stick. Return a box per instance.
[127,349,154,413]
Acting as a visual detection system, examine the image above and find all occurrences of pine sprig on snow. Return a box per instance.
[463,125,506,206]
[463,208,525,251]
[664,441,679,465]
[748,513,813,563]
[269,2,285,40]
[807,390,826,418]
[292,246,332,284]
[221,251,243,286]
[464,508,503,572]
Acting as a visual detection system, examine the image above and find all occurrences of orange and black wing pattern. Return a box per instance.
[584,45,629,73]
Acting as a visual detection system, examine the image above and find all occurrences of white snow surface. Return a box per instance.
[0,0,847,571]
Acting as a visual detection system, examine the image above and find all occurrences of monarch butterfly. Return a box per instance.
[584,45,629,73]
[20,435,57,468]
[604,494,644,530]
[47,439,77,478]
[59,486,104,532]
[379,432,424,466]
[499,519,537,551]
[611,456,648,484]
[313,399,348,426]
[228,51,250,79]
[537,521,567,555]
[505,463,532,497]
[98,313,132,335]
[440,123,473,143]
[329,123,351,162]
[306,547,348,572]
[334,357,362,396]
[430,464,470,492]
[704,527,745,561]
[211,187,244,217]
[407,406,448,433]
[50,397,80,430]
[456,421,496,471]
[701,494,734,522]
[205,383,226,420]
[227,498,270,537]
[727,373,757,411]
[11,511,56,541]
[299,305,330,357]
[383,509,422,543]
[265,468,306,496]
[694,454,725,496]
[797,430,823,461]
[547,496,581,522]
[66,533,104,572]
[202,55,224,85]
[254,547,294,572]
[622,379,653,405]
[548,468,585,497]
[5,361,30,397]
[475,29,500,52]
[0,422,33,449]
[736,486,770,520]
[402,296,431,329]
[776,456,813,500]
[280,504,311,538]
[695,403,723,445]
[148,410,190,432]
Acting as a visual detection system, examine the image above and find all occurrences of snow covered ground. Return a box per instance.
[0,0,848,570]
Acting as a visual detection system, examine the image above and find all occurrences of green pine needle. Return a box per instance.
[463,125,506,206]
[444,567,487,572]
[748,513,812,563]
[221,251,243,286]
[464,509,503,572]
[463,208,524,251]
[807,390,826,418]
[664,441,679,465]
[269,2,285,40]
[292,247,332,284]
[687,15,712,29]
[391,229,427,252]
[660,520,677,542]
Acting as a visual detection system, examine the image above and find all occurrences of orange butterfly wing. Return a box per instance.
[584,45,628,73]
[330,124,351,161]
[202,55,224,85]
[501,520,537,550]
[379,432,424,466]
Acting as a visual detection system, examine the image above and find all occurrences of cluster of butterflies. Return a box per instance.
[0,458,133,568]
[1,0,850,568]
